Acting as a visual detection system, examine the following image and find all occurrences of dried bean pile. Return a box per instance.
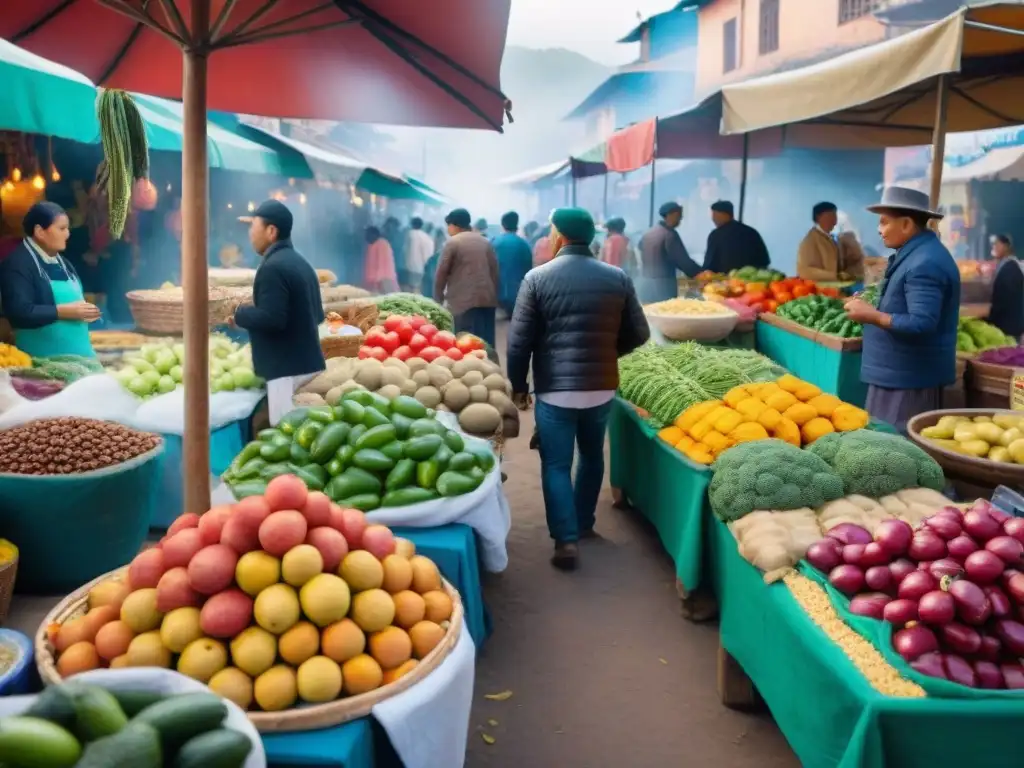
[0,417,161,475]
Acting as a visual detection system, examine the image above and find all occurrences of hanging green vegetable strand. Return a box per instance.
[97,89,149,240]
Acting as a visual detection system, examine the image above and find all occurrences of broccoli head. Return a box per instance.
[709,439,844,521]
[804,428,944,498]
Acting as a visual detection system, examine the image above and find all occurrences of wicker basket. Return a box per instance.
[127,289,235,334]
[907,409,1024,488]
[321,333,364,360]
[208,268,257,288]
[0,541,18,626]
[321,285,371,304]
[35,567,464,732]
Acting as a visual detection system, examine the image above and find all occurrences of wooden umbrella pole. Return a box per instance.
[928,73,950,214]
[738,133,750,222]
[181,0,212,514]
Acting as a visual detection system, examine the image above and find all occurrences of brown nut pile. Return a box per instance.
[0,417,161,476]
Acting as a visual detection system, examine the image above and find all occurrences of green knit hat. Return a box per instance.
[550,207,596,245]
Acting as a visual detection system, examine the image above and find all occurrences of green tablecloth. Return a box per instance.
[608,397,711,591]
[756,321,867,407]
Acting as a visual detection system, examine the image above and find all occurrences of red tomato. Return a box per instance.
[358,345,374,359]
[419,346,444,362]
[445,347,464,361]
[432,330,456,350]
[365,327,388,347]
[395,321,415,344]
[419,323,438,339]
[408,332,429,353]
[393,345,413,361]
[368,346,389,362]
[382,315,404,333]
[456,335,482,353]
[378,331,400,354]
[407,315,427,330]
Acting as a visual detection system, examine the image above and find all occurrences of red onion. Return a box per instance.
[865,566,894,594]
[1002,570,1024,603]
[908,530,946,561]
[893,625,938,661]
[943,654,978,687]
[924,515,962,541]
[911,651,947,678]
[874,519,913,556]
[946,535,979,562]
[861,542,891,568]
[1004,517,1024,544]
[947,579,992,626]
[928,558,965,580]
[994,619,1024,655]
[970,498,999,517]
[939,622,982,655]
[889,559,916,584]
[963,509,1002,542]
[918,590,956,624]
[883,598,918,625]
[829,564,865,596]
[983,585,1012,618]
[985,535,1024,565]
[974,661,1004,689]
[983,504,1012,523]
[964,550,1005,585]
[978,633,1002,662]
[917,560,934,571]
[898,571,938,601]
[842,543,867,566]
[849,593,891,620]
[1001,664,1024,689]
[805,539,843,572]
[827,523,872,546]
[937,506,965,522]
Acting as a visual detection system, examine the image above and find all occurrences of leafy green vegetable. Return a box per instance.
[709,439,845,521]
[957,316,1015,353]
[804,429,945,498]
[375,293,453,331]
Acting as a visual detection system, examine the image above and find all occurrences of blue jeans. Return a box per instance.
[454,307,496,348]
[534,399,613,543]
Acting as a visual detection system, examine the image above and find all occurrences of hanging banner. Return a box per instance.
[605,119,656,173]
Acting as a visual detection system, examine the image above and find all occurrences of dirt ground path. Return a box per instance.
[464,322,799,767]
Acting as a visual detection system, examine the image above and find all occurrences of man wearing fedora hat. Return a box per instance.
[843,186,960,433]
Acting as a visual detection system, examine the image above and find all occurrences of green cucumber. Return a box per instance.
[295,420,324,449]
[75,722,163,768]
[355,423,397,450]
[433,444,454,470]
[390,413,414,439]
[416,459,440,489]
[259,441,291,463]
[390,395,428,419]
[107,690,166,718]
[289,442,311,465]
[352,448,395,473]
[172,728,253,768]
[382,487,438,506]
[326,467,383,500]
[0,716,82,768]
[277,407,310,434]
[342,389,375,407]
[233,457,267,481]
[294,465,327,491]
[436,470,483,497]
[257,428,283,442]
[306,405,336,424]
[443,430,465,453]
[233,441,263,467]
[24,683,76,728]
[467,445,496,472]
[339,493,381,511]
[325,457,345,476]
[346,424,368,447]
[259,462,299,481]
[448,451,477,472]
[408,418,446,437]
[385,458,416,490]
[338,399,366,424]
[379,440,404,461]
[229,480,269,499]
[132,692,227,750]
[70,684,129,741]
[362,407,392,429]
[310,422,352,464]
[365,391,392,413]
[335,444,356,465]
[403,434,443,461]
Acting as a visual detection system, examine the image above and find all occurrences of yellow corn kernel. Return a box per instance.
[801,417,835,445]
[782,402,818,427]
[756,406,783,431]
[832,403,870,432]
[807,393,842,418]
[658,425,684,444]
[764,390,798,412]
[674,400,722,431]
[714,408,744,434]
[773,417,802,446]
[723,386,750,409]
[776,374,805,394]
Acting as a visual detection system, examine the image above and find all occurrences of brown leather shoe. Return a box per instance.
[551,542,579,571]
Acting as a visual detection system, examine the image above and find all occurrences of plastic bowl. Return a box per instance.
[0,629,33,696]
[644,310,739,342]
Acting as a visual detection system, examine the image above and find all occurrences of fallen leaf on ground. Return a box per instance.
[485,690,513,701]
[481,733,496,745]
[659,658,668,665]
[488,718,499,727]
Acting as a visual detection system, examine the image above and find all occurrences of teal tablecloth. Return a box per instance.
[261,523,487,767]
[756,321,867,407]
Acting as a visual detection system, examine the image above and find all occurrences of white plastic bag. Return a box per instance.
[0,374,140,429]
[134,387,265,436]
[0,370,27,416]
[0,668,266,768]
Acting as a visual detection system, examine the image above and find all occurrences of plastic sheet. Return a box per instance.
[0,370,28,416]
[134,387,265,436]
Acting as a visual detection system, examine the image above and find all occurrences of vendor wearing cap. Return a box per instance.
[637,201,700,304]
[507,207,649,570]
[232,200,325,426]
[703,200,771,275]
[844,187,960,433]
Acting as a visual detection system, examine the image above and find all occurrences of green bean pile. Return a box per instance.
[618,342,783,426]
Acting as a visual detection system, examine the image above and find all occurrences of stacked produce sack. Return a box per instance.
[45,475,456,711]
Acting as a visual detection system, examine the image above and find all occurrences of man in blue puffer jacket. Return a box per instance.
[843,187,960,433]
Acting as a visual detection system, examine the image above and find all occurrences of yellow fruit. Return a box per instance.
[254,665,298,712]
[321,618,366,664]
[236,551,282,597]
[408,621,446,659]
[394,538,416,559]
[253,583,301,635]
[391,591,426,629]
[281,544,325,587]
[88,579,130,612]
[57,642,100,677]
[160,607,203,654]
[299,573,351,627]
[230,626,278,677]
[380,555,413,594]
[278,621,320,666]
[296,656,343,703]
[109,654,130,669]
[339,551,383,592]
[350,589,395,633]
[409,556,441,594]
[209,667,254,710]
[120,588,163,633]
[341,654,383,695]
[177,637,228,683]
[126,630,172,668]
[368,626,412,670]
[382,659,418,685]
[422,591,453,623]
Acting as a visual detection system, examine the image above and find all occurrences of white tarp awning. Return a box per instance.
[496,159,570,187]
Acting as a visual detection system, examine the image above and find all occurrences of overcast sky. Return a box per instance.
[505,0,679,65]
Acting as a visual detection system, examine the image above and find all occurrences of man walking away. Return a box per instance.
[703,200,771,274]
[492,211,533,318]
[404,217,434,294]
[233,200,325,426]
[434,208,500,348]
[601,217,633,273]
[507,208,650,571]
[638,201,700,304]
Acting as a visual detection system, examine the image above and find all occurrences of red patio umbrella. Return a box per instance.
[1,0,512,514]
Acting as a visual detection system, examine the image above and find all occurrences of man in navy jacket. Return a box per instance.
[844,187,960,433]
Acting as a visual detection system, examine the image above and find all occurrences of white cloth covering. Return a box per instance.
[266,373,314,426]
